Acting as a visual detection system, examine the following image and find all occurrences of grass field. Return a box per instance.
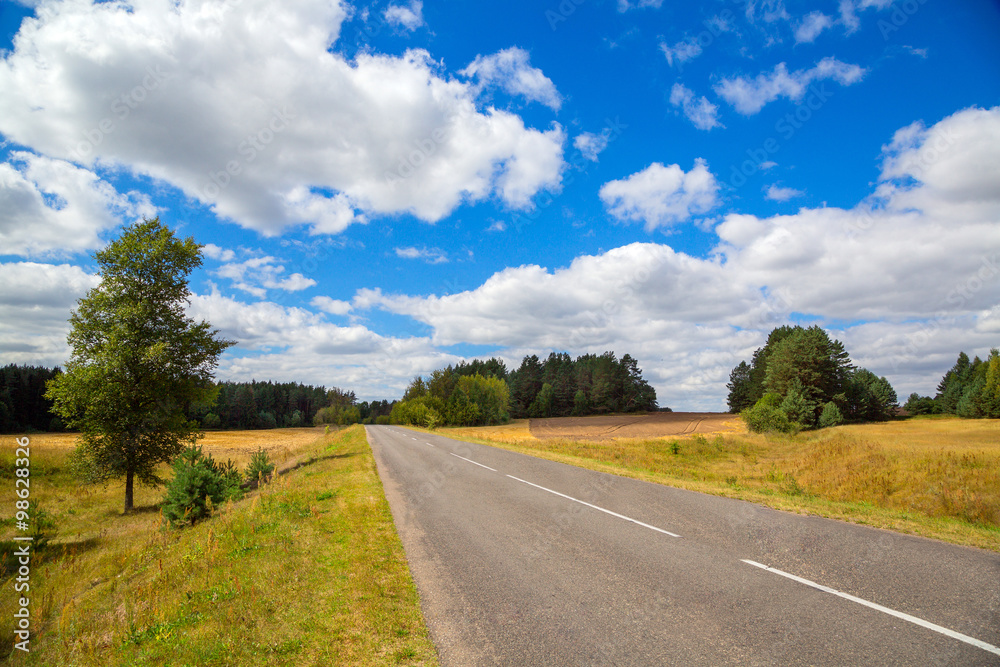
[436,416,1000,552]
[0,426,438,666]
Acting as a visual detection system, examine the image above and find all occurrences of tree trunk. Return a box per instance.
[124,467,134,513]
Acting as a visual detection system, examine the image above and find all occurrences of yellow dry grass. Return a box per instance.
[0,427,438,665]
[436,416,1000,552]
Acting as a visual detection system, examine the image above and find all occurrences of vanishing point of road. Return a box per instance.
[366,425,1000,666]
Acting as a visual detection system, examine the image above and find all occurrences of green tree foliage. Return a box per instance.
[46,219,234,512]
[935,352,974,414]
[162,444,242,526]
[244,447,275,486]
[726,326,802,413]
[818,401,845,428]
[903,393,937,416]
[780,379,817,427]
[202,380,329,429]
[529,383,555,418]
[764,326,853,412]
[508,351,658,418]
[725,361,754,413]
[0,365,66,433]
[728,325,897,429]
[741,396,798,434]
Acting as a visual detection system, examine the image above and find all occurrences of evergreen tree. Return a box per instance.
[726,361,754,413]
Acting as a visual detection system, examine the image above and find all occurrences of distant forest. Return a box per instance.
[3,347,995,435]
[390,352,661,428]
[904,349,1000,418]
[0,365,393,433]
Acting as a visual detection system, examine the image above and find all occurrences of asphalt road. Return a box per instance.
[365,425,1000,666]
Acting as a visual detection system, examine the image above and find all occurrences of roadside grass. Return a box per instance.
[0,426,438,666]
[426,417,1000,552]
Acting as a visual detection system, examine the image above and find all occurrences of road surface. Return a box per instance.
[366,425,1000,666]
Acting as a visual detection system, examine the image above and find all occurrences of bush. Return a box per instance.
[245,447,275,486]
[202,412,221,429]
[375,415,390,425]
[163,445,242,527]
[818,401,844,429]
[741,399,800,434]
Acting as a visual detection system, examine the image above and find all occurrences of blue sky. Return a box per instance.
[1,0,999,409]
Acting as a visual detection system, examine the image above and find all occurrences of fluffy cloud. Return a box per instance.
[765,184,803,201]
[669,84,723,131]
[356,106,1000,408]
[573,132,610,162]
[214,256,317,299]
[660,37,703,68]
[599,159,720,229]
[0,262,100,365]
[0,0,564,235]
[461,47,563,111]
[0,152,153,256]
[715,57,867,115]
[384,1,424,31]
[187,289,456,398]
[394,246,449,264]
[794,11,833,43]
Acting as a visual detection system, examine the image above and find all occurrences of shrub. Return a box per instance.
[375,415,390,425]
[818,401,845,429]
[245,447,275,486]
[741,399,800,434]
[202,412,221,429]
[163,445,242,527]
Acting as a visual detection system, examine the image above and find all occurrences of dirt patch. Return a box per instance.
[528,412,742,440]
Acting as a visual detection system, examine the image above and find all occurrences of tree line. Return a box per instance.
[390,351,660,428]
[903,349,1000,418]
[0,364,66,433]
[0,366,391,434]
[726,325,898,432]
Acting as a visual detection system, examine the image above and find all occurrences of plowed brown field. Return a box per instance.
[528,412,741,440]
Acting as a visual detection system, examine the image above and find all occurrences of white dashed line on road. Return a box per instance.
[449,452,495,471]
[742,559,1000,657]
[506,475,681,538]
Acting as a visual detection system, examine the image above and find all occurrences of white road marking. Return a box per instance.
[425,442,436,448]
[506,475,681,538]
[742,560,1000,657]
[450,452,496,471]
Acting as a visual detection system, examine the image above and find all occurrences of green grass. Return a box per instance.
[0,426,438,666]
[429,417,1000,552]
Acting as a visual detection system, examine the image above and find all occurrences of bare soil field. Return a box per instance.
[529,412,743,440]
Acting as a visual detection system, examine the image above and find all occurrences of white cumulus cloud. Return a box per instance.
[461,47,563,111]
[599,159,720,230]
[715,57,867,115]
[669,84,723,131]
[384,0,424,31]
[0,152,153,256]
[0,1,564,236]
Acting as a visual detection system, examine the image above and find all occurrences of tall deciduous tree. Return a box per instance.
[46,219,234,512]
